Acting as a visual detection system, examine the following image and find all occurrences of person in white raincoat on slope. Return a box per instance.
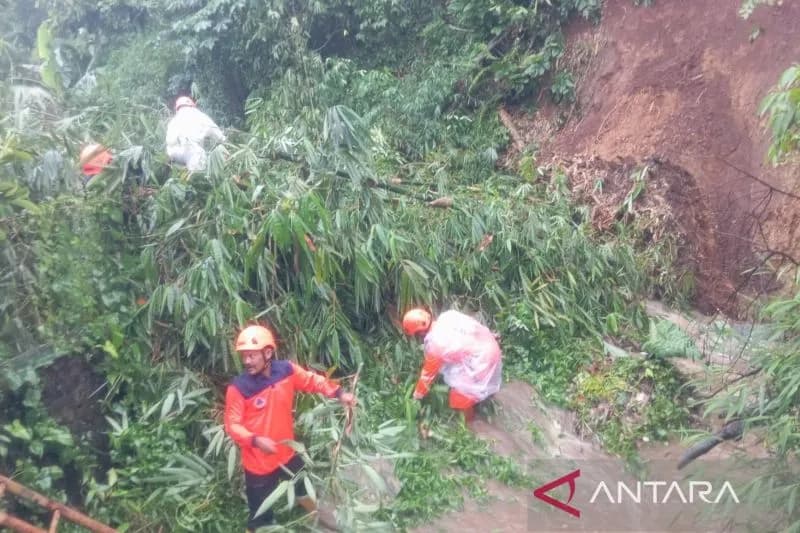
[165,96,225,172]
[402,308,503,423]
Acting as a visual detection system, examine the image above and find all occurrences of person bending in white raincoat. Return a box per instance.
[402,308,503,423]
[165,96,225,172]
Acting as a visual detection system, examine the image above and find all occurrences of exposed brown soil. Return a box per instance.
[40,355,108,454]
[38,355,109,505]
[558,156,724,308]
[510,0,800,314]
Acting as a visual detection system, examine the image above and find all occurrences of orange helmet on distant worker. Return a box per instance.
[402,308,432,335]
[174,96,196,111]
[79,143,113,176]
[235,325,276,351]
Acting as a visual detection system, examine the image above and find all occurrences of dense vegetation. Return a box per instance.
[1,0,797,531]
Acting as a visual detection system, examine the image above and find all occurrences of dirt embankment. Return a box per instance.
[513,0,800,313]
[561,156,719,304]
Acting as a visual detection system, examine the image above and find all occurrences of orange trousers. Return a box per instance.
[449,389,478,421]
[449,389,478,409]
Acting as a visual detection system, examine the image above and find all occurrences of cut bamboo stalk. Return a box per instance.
[48,510,61,533]
[0,511,48,533]
[0,476,116,533]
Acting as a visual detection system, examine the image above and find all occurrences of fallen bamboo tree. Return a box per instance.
[0,475,117,533]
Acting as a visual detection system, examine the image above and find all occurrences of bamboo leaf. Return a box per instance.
[161,392,176,420]
[253,480,289,518]
[303,475,317,503]
[360,463,388,494]
[227,446,237,480]
[166,218,187,238]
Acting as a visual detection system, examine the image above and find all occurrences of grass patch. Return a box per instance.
[572,356,689,462]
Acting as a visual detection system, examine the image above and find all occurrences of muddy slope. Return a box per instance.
[529,0,800,311]
[415,381,765,533]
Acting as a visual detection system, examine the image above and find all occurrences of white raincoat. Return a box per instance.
[166,106,225,172]
[414,310,503,402]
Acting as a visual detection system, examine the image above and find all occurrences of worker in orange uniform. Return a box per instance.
[79,143,113,185]
[224,325,355,531]
[402,308,503,422]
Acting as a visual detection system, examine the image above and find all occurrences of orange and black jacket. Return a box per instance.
[224,360,342,475]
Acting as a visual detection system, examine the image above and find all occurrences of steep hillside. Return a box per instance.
[418,2,800,529]
[513,0,800,313]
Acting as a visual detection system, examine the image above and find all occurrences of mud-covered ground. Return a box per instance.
[508,0,800,314]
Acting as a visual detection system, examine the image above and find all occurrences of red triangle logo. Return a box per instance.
[533,468,581,518]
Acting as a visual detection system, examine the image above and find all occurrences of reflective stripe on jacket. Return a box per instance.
[224,360,341,475]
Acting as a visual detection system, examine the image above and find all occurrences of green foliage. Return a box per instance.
[501,309,595,406]
[0,362,96,513]
[739,0,780,20]
[25,197,135,351]
[92,31,184,108]
[760,64,800,164]
[0,179,38,233]
[641,319,701,359]
[573,356,689,461]
[392,454,464,520]
[699,288,800,530]
[354,366,530,528]
[86,370,244,532]
[0,0,710,529]
[36,22,63,96]
[128,92,657,375]
[550,71,576,103]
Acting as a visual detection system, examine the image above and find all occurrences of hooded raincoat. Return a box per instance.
[413,310,502,404]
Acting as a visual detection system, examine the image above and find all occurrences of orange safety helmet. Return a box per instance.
[402,308,432,335]
[174,96,196,112]
[235,325,276,352]
[79,144,113,176]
